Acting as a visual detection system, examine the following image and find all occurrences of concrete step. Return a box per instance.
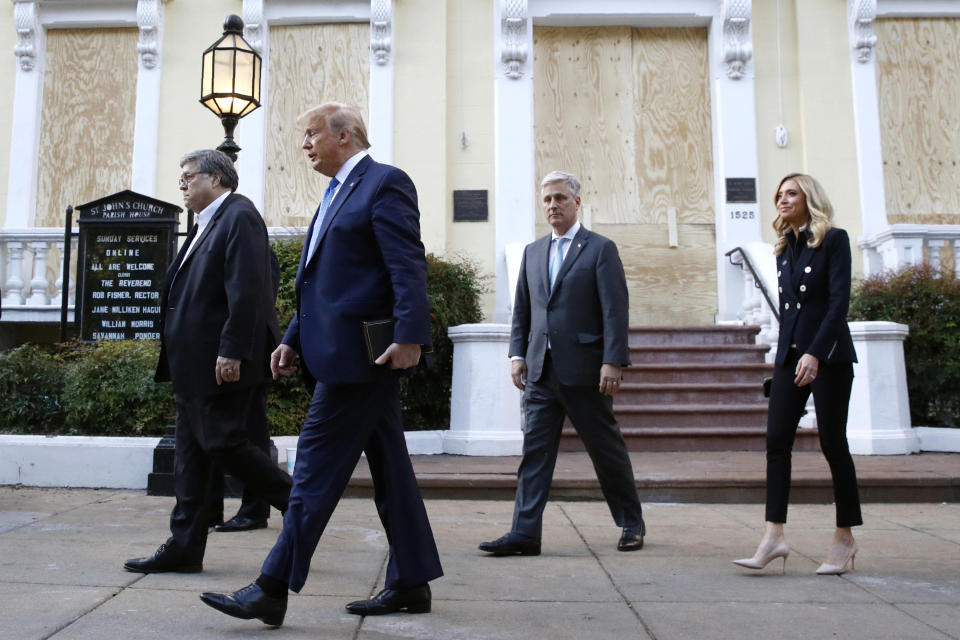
[614,404,769,428]
[628,325,763,346]
[614,382,766,405]
[622,363,774,384]
[345,451,960,503]
[629,344,770,364]
[561,425,821,452]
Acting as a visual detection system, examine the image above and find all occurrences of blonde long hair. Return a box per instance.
[772,173,834,256]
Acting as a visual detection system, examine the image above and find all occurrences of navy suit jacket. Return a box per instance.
[155,193,281,398]
[509,226,631,387]
[284,155,431,384]
[775,226,857,366]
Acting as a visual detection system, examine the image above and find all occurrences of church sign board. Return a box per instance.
[75,190,181,341]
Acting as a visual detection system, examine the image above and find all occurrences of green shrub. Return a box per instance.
[0,244,485,437]
[60,340,174,436]
[269,240,487,432]
[849,263,960,427]
[0,343,65,433]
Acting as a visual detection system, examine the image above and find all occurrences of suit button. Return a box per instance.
[799,285,806,292]
[777,270,782,277]
[784,303,790,310]
[804,266,812,273]
[797,302,802,309]
[778,286,782,293]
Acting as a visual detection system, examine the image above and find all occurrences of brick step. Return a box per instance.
[614,403,768,428]
[614,383,766,405]
[629,344,770,364]
[560,426,821,452]
[622,363,773,384]
[628,325,763,347]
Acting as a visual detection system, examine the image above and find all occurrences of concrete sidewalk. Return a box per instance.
[1,487,958,640]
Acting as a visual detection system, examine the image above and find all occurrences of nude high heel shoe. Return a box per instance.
[816,542,858,575]
[733,540,791,573]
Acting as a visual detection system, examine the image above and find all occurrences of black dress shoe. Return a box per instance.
[200,582,287,627]
[617,527,644,552]
[345,584,431,616]
[123,543,202,573]
[214,516,268,532]
[478,532,541,556]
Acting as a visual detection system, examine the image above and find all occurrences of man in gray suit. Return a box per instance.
[479,170,645,555]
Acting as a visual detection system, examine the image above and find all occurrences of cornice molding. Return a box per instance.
[13,0,39,72]
[500,0,528,79]
[849,0,878,63]
[370,0,392,65]
[721,0,752,80]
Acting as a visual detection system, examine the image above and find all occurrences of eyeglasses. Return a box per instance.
[178,171,208,187]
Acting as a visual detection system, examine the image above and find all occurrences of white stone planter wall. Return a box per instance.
[445,323,523,455]
[846,321,920,455]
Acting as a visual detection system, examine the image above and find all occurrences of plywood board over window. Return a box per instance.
[534,26,715,325]
[265,23,369,228]
[876,18,960,224]
[36,28,138,228]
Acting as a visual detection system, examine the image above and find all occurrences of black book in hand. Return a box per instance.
[362,319,395,365]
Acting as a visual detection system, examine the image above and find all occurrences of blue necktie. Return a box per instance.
[306,177,340,262]
[550,237,568,291]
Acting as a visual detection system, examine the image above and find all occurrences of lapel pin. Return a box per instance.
[577,243,582,248]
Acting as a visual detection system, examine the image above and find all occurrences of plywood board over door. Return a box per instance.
[534,27,715,325]
[265,23,369,228]
[36,28,138,229]
[876,18,960,225]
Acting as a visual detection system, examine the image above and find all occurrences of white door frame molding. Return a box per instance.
[239,0,386,214]
[6,0,163,228]
[492,0,762,322]
[847,0,960,272]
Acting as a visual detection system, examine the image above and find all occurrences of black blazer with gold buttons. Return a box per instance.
[775,226,857,367]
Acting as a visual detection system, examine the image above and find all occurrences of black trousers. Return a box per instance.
[766,350,862,527]
[168,389,292,562]
[261,375,443,593]
[209,385,271,523]
[512,352,644,537]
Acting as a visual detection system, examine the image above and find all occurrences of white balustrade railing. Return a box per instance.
[1,228,77,322]
[860,224,960,278]
[1,227,306,322]
[726,242,779,362]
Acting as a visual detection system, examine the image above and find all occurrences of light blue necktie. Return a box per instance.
[549,237,568,291]
[306,177,340,262]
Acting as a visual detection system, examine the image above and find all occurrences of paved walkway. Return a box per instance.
[1,487,958,639]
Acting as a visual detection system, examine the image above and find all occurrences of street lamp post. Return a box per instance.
[199,14,262,162]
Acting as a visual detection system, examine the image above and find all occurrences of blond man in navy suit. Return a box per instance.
[480,171,645,556]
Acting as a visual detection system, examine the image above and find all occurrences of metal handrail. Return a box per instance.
[725,246,780,322]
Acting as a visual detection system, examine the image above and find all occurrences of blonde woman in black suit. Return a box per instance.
[734,173,862,575]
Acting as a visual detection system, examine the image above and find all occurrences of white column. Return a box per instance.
[846,321,919,455]
[130,0,165,196]
[847,0,887,242]
[6,1,44,228]
[238,0,267,212]
[444,324,523,455]
[492,0,536,322]
[3,242,25,306]
[710,1,763,321]
[367,0,395,163]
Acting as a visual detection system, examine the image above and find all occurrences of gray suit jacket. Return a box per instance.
[509,226,631,386]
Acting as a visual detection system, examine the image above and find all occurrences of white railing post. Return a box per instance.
[4,242,25,306]
[25,241,49,305]
[928,238,944,274]
[54,240,65,301]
